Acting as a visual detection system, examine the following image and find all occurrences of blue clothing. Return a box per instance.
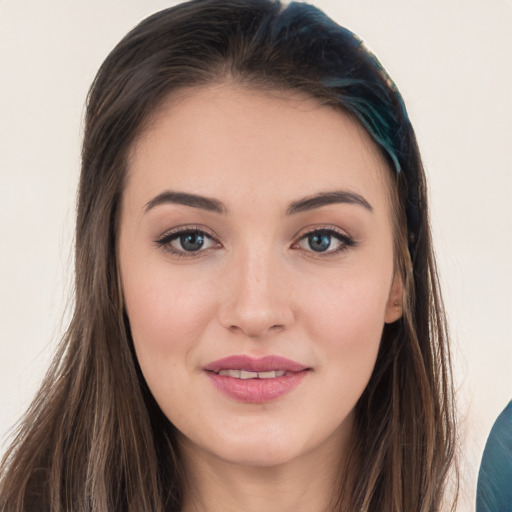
[477,400,512,512]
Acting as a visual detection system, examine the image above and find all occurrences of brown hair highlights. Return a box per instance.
[0,1,458,510]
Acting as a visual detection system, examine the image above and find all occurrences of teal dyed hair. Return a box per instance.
[271,2,408,174]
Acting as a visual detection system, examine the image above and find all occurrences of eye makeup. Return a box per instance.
[292,227,356,255]
[154,224,221,258]
[154,224,357,259]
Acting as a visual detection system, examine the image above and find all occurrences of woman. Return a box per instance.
[0,0,458,510]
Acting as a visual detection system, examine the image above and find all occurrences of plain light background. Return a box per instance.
[1,1,511,509]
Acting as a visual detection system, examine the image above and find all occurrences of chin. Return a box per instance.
[208,438,304,468]
[176,416,308,468]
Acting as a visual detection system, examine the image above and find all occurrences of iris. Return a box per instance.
[308,233,331,252]
[180,232,205,251]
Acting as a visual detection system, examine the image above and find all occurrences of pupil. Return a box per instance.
[308,233,331,252]
[180,233,204,251]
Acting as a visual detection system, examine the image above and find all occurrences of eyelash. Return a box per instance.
[155,226,219,258]
[292,227,355,256]
[155,225,355,258]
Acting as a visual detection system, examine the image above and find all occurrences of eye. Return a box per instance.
[293,228,354,254]
[156,228,220,256]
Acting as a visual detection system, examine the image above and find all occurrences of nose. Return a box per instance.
[217,246,294,338]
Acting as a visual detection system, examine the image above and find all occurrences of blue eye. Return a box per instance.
[156,228,218,255]
[307,233,332,252]
[295,229,353,254]
[179,232,205,251]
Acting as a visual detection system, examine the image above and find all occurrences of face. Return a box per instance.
[118,84,402,470]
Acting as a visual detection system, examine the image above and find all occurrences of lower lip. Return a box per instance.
[206,371,308,403]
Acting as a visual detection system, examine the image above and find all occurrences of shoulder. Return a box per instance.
[476,400,512,512]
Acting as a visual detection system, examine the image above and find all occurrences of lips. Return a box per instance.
[204,355,310,403]
[204,355,309,373]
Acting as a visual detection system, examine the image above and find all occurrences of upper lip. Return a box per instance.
[204,355,309,373]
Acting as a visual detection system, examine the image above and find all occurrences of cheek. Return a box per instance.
[122,265,219,361]
[300,265,390,375]
[121,266,223,422]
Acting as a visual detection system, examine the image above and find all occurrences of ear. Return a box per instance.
[385,273,404,324]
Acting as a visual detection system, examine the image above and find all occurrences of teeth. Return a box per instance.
[217,369,287,379]
[219,369,241,378]
[240,370,258,379]
[259,370,286,378]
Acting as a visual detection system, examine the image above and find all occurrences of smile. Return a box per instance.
[204,355,310,403]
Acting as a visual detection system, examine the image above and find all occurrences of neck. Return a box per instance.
[179,430,351,512]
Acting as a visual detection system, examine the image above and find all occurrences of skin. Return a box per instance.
[118,82,403,512]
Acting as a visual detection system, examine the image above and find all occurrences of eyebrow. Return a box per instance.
[286,190,373,215]
[145,191,227,214]
[144,189,373,215]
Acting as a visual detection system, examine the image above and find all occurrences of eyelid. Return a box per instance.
[156,224,218,241]
[292,224,353,242]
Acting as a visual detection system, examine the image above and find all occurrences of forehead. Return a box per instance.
[125,83,392,215]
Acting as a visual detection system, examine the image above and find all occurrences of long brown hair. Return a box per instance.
[0,1,458,510]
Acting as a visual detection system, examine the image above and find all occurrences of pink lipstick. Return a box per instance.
[204,355,310,403]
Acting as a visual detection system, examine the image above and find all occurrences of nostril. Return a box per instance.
[227,323,284,337]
